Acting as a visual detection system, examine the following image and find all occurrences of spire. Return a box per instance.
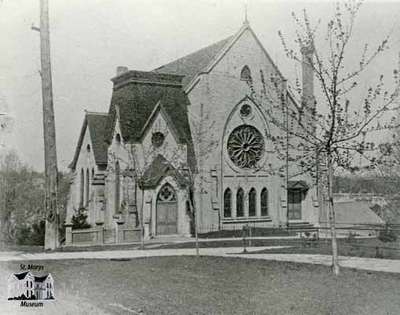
[243,0,249,25]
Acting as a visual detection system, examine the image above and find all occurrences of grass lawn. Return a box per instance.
[155,237,400,260]
[244,237,400,259]
[1,256,400,315]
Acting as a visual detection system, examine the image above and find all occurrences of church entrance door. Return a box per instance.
[156,183,178,235]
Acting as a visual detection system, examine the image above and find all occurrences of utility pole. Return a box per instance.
[37,0,59,250]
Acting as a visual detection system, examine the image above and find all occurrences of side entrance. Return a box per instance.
[156,183,178,235]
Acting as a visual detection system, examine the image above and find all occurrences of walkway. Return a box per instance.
[1,246,400,274]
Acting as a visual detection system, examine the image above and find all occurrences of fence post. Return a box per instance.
[248,224,252,247]
[242,225,248,253]
[97,226,104,245]
[64,223,73,246]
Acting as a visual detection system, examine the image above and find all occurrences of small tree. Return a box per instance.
[0,151,48,246]
[71,207,91,229]
[254,1,400,275]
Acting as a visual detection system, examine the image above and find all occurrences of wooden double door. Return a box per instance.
[156,184,178,235]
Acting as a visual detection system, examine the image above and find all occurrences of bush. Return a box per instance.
[71,207,91,229]
[15,220,45,246]
[15,225,32,245]
[30,220,45,245]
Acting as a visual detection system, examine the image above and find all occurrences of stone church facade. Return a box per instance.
[65,22,319,245]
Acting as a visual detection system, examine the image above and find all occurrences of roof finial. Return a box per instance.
[244,0,249,25]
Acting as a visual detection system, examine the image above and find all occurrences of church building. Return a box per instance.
[64,21,319,245]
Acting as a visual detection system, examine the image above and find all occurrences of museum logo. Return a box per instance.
[7,267,55,307]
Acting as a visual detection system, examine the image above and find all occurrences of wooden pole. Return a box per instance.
[39,0,59,250]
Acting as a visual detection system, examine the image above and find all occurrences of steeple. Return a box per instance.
[243,0,249,25]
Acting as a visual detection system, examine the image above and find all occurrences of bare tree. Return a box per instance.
[252,1,400,275]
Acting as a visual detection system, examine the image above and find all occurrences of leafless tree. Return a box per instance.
[252,0,400,275]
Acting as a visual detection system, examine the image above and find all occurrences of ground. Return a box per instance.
[1,256,400,315]
[155,237,400,260]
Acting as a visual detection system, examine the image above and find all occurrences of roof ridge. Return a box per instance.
[153,35,234,72]
[153,34,234,87]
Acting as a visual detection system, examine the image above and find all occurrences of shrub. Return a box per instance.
[15,220,45,246]
[71,207,91,229]
[15,225,32,245]
[30,220,45,245]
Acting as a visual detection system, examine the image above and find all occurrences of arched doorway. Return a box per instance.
[156,183,178,235]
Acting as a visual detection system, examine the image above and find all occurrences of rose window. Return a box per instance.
[227,125,264,169]
[152,132,165,148]
[157,184,176,202]
[240,104,252,117]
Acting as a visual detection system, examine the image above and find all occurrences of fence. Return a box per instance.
[197,222,400,260]
[65,225,141,246]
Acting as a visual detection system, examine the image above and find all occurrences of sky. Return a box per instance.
[1,0,400,171]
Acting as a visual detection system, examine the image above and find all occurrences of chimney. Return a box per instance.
[116,66,129,77]
[301,45,315,111]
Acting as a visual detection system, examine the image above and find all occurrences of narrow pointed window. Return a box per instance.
[224,188,232,218]
[115,161,120,213]
[240,65,252,83]
[236,188,244,217]
[249,188,256,217]
[86,169,90,207]
[80,169,84,207]
[261,188,268,216]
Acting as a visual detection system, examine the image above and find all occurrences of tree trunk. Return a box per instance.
[188,186,199,256]
[327,154,340,275]
[139,189,145,250]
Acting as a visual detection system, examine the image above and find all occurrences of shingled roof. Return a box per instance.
[69,112,108,170]
[105,70,196,172]
[140,154,188,189]
[320,200,385,226]
[153,36,233,87]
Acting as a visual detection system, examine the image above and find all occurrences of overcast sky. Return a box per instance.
[1,0,400,171]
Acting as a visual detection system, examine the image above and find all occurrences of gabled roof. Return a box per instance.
[34,275,49,283]
[153,36,233,87]
[320,200,385,225]
[154,22,284,92]
[105,71,196,172]
[288,180,309,191]
[14,271,30,280]
[69,112,108,171]
[138,100,181,142]
[140,154,188,189]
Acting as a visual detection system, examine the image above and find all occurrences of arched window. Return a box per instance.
[249,188,256,217]
[79,169,84,207]
[115,133,121,144]
[85,169,90,207]
[86,144,91,153]
[115,161,120,213]
[240,65,252,82]
[91,168,95,180]
[224,188,232,218]
[236,188,244,217]
[261,188,268,216]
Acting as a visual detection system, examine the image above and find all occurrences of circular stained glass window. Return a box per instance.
[240,104,252,117]
[157,184,176,202]
[152,132,165,148]
[227,125,264,169]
